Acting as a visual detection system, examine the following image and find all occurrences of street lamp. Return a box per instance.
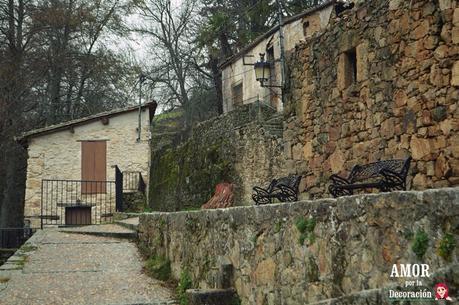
[254,53,282,88]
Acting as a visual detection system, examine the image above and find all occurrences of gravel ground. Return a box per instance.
[0,229,176,305]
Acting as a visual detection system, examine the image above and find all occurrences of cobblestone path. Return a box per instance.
[0,229,176,305]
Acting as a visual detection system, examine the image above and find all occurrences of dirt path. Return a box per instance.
[0,229,176,305]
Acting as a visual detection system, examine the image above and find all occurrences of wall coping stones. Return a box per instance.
[139,187,459,219]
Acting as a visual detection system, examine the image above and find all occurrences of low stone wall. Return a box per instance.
[138,188,459,305]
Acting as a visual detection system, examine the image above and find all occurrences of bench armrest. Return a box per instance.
[379,168,406,190]
[277,184,298,202]
[253,186,270,196]
[329,174,350,186]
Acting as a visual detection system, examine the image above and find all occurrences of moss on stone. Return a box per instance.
[273,220,282,233]
[20,244,37,253]
[412,229,429,259]
[177,268,192,305]
[437,232,456,261]
[149,133,237,211]
[145,255,171,281]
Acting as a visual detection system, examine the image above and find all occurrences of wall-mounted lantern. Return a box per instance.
[254,53,282,88]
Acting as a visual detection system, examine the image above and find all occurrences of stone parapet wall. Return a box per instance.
[283,0,459,198]
[138,188,459,305]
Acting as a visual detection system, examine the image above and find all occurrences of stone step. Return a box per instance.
[58,224,137,239]
[186,288,237,305]
[115,217,139,231]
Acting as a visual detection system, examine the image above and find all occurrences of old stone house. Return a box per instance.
[219,0,336,113]
[17,102,156,228]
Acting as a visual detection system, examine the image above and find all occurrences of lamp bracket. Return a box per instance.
[242,54,255,66]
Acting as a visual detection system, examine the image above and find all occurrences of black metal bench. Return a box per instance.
[252,175,301,205]
[329,157,411,198]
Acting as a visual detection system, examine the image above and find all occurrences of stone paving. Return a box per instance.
[116,217,139,231]
[59,224,137,239]
[0,229,176,305]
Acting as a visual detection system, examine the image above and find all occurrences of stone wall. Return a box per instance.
[138,188,459,305]
[283,0,459,198]
[24,109,151,228]
[149,103,286,211]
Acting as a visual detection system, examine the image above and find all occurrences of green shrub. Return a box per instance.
[295,217,308,233]
[274,221,282,233]
[145,255,171,281]
[295,216,316,245]
[412,229,429,259]
[438,233,456,260]
[177,268,192,305]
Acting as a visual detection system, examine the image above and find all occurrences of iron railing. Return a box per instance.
[122,171,146,193]
[115,166,123,212]
[41,179,117,228]
[0,227,35,249]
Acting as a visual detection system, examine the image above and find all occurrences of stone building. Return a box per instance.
[219,1,335,113]
[283,0,459,197]
[18,102,156,228]
[148,0,458,212]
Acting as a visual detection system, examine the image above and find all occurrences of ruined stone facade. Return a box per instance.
[149,103,285,211]
[283,0,459,198]
[23,107,152,228]
[138,187,459,305]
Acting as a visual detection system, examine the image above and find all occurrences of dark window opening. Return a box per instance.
[232,82,243,106]
[267,46,275,81]
[344,47,357,87]
[303,21,310,37]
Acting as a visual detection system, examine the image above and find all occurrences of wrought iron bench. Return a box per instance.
[328,157,412,198]
[252,175,302,205]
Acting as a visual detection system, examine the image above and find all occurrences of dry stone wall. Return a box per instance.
[284,0,459,199]
[149,103,286,211]
[138,188,459,305]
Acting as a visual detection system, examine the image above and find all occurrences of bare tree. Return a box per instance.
[133,0,209,126]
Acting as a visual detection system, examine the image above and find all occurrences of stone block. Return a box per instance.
[303,141,313,160]
[453,26,459,44]
[389,0,402,10]
[454,8,459,26]
[435,154,452,178]
[356,41,369,82]
[430,64,450,86]
[439,0,452,10]
[410,136,433,160]
[452,61,459,86]
[253,258,276,285]
[329,149,345,173]
[413,20,430,39]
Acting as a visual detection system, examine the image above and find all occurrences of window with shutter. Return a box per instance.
[81,141,106,194]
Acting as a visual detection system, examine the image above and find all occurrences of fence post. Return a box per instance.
[115,166,123,212]
[41,180,44,230]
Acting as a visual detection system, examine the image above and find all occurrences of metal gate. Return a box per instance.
[41,179,117,228]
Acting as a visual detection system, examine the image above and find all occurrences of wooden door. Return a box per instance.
[81,141,106,194]
[65,207,92,225]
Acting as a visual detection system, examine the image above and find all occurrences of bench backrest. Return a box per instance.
[348,157,411,183]
[274,175,301,190]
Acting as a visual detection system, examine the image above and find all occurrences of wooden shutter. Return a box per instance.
[81,141,106,194]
